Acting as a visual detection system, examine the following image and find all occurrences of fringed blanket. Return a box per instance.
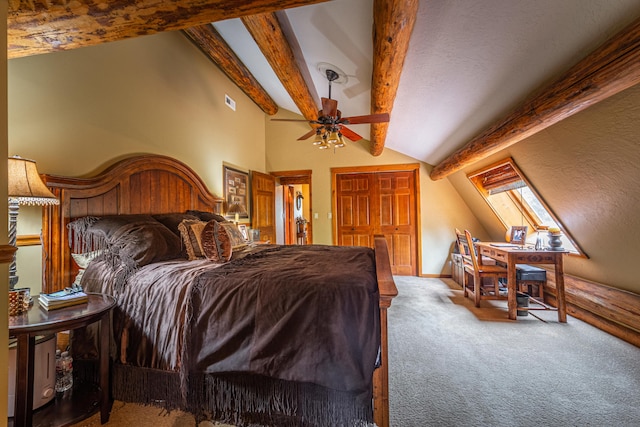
[81,244,380,426]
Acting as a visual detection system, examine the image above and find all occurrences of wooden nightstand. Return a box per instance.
[9,293,116,427]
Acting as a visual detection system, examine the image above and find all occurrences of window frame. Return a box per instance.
[467,158,587,257]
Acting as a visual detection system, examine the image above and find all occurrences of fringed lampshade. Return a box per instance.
[7,156,59,289]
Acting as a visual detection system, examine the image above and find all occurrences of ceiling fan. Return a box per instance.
[272,68,390,149]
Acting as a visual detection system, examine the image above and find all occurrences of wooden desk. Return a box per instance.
[9,293,116,427]
[474,243,567,322]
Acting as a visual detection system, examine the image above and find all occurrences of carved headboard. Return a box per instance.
[41,154,223,293]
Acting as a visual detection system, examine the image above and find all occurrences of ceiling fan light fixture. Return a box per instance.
[327,129,340,145]
[335,133,346,148]
[312,129,324,145]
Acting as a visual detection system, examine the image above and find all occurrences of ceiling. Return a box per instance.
[210,0,640,164]
[7,0,640,174]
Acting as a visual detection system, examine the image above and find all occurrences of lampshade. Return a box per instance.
[8,156,59,206]
[227,202,246,224]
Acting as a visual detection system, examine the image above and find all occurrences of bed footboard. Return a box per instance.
[372,235,398,427]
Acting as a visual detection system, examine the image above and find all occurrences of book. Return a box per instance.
[39,290,88,310]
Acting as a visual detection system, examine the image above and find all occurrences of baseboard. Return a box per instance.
[543,269,640,348]
[420,274,451,278]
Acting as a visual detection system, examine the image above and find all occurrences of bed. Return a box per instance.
[41,154,397,427]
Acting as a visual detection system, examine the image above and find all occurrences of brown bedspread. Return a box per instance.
[81,244,380,426]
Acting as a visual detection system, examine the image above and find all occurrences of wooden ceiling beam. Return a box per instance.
[8,0,329,59]
[430,15,640,181]
[241,12,319,123]
[183,25,278,115]
[370,0,419,156]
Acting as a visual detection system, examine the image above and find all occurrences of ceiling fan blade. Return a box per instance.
[340,126,363,142]
[297,129,318,141]
[321,97,338,117]
[341,112,390,125]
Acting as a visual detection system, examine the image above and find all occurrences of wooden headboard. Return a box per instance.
[41,154,223,293]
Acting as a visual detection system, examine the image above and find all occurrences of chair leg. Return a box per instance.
[473,274,481,307]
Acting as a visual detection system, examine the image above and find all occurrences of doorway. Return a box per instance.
[270,170,312,245]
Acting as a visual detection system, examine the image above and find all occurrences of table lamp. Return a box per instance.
[227,202,246,225]
[8,156,59,289]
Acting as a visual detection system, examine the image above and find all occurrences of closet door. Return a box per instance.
[335,173,375,247]
[334,168,418,276]
[377,172,417,276]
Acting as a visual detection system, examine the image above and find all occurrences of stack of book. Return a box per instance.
[39,289,88,310]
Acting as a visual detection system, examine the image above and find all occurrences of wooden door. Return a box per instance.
[336,173,375,248]
[377,172,417,275]
[334,168,418,276]
[251,171,276,243]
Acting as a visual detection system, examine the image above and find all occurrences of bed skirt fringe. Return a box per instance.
[112,364,374,427]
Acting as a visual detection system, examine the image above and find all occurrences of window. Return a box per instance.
[468,158,585,256]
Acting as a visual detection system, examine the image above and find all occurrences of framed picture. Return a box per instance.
[510,225,528,245]
[237,224,248,241]
[223,165,249,219]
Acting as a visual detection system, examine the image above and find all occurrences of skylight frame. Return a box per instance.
[468,158,586,257]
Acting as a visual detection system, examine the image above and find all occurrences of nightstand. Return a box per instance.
[8,293,116,427]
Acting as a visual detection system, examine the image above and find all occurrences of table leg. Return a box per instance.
[15,334,36,427]
[99,313,112,423]
[508,255,517,320]
[555,255,567,323]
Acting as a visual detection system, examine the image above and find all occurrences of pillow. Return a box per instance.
[177,219,208,260]
[200,220,233,263]
[71,250,103,286]
[68,214,183,268]
[152,213,199,236]
[186,210,227,223]
[218,222,249,250]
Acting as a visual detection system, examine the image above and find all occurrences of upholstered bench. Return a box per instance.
[516,264,547,300]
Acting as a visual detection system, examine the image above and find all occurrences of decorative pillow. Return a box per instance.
[218,222,249,250]
[200,220,233,263]
[177,219,208,260]
[71,250,103,286]
[186,210,227,223]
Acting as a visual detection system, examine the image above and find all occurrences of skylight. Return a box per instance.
[468,158,585,256]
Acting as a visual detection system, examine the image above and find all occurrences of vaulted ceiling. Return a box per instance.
[8,0,640,179]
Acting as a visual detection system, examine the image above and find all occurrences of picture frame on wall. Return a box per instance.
[223,165,249,219]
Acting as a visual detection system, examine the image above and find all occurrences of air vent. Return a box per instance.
[225,94,236,111]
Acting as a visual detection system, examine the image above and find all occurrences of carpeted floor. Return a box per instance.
[71,276,640,426]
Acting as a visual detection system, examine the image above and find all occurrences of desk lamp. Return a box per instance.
[8,156,59,289]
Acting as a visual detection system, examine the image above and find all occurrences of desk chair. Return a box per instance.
[463,229,509,307]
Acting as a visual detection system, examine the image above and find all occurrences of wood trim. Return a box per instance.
[370,0,419,156]
[543,268,640,347]
[430,15,640,180]
[331,163,421,175]
[372,235,398,427]
[0,245,18,264]
[8,0,329,59]
[17,235,41,247]
[183,25,278,115]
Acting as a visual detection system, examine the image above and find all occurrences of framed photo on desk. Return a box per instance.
[510,226,528,245]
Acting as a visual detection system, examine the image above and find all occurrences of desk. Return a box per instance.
[9,293,116,427]
[474,243,567,322]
